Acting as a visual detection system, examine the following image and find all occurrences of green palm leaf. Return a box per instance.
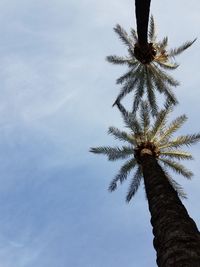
[168,39,196,57]
[108,127,135,144]
[116,65,139,84]
[159,36,168,50]
[109,158,137,191]
[132,68,146,113]
[160,134,200,149]
[140,101,150,136]
[115,102,142,135]
[90,146,133,161]
[145,66,158,116]
[159,115,187,143]
[126,166,142,202]
[149,64,178,106]
[106,55,130,65]
[148,16,156,42]
[159,158,193,179]
[160,150,193,160]
[150,108,169,141]
[130,28,138,42]
[163,169,187,199]
[114,24,133,48]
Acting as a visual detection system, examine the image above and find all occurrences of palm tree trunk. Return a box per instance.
[140,154,200,266]
[135,0,151,47]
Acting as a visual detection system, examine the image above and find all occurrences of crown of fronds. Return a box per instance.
[90,101,200,202]
[107,16,196,116]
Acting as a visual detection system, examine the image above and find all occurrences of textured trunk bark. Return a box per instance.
[135,0,151,47]
[140,154,200,266]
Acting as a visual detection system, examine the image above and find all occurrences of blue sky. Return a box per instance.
[0,0,199,266]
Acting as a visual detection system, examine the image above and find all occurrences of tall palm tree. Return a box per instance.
[107,16,196,115]
[90,102,200,266]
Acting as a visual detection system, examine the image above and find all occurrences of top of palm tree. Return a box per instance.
[90,101,200,202]
[107,16,196,116]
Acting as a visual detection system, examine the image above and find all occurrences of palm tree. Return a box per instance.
[107,16,196,115]
[90,102,200,266]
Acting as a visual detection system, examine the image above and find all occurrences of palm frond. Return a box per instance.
[163,168,187,199]
[163,86,178,107]
[150,64,178,106]
[140,101,150,136]
[159,36,168,50]
[116,64,139,84]
[114,64,143,103]
[150,108,169,141]
[132,68,145,113]
[114,100,127,115]
[106,55,130,65]
[160,83,178,107]
[145,66,158,116]
[160,134,200,149]
[108,158,137,191]
[90,146,133,161]
[159,158,193,179]
[108,126,135,144]
[127,47,136,59]
[114,24,133,48]
[148,15,156,42]
[116,70,133,85]
[127,116,142,137]
[159,115,187,143]
[114,77,138,104]
[130,28,138,42]
[108,177,118,191]
[152,63,180,87]
[126,166,142,202]
[115,102,142,136]
[160,150,193,160]
[168,177,187,199]
[156,60,179,70]
[168,39,196,57]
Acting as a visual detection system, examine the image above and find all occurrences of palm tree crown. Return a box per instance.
[90,101,200,202]
[107,16,196,115]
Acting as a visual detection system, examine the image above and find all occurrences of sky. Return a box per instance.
[0,0,199,266]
